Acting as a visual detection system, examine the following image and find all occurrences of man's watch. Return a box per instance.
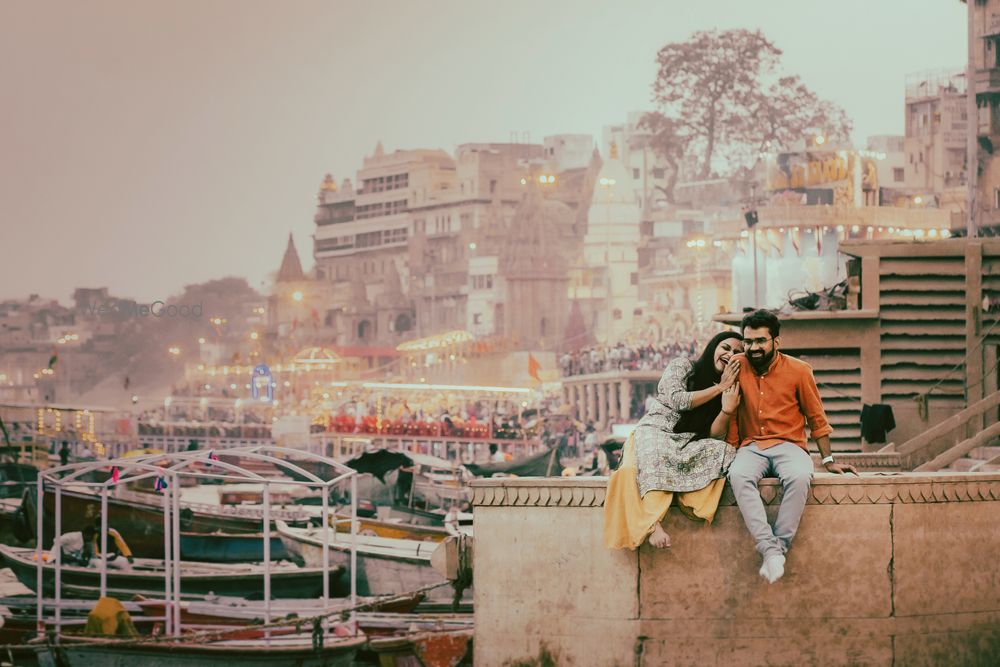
[821,455,835,465]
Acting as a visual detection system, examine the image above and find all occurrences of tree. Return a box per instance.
[647,29,852,189]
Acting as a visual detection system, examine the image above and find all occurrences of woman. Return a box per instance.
[604,331,743,549]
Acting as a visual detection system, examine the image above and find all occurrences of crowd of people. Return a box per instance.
[559,339,702,377]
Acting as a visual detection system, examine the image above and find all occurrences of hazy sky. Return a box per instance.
[0,1,967,304]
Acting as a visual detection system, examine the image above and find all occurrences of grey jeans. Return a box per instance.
[728,442,814,559]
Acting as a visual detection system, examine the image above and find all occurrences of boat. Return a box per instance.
[179,532,291,563]
[35,633,367,667]
[330,513,451,542]
[0,545,346,599]
[22,487,311,559]
[129,591,426,628]
[367,629,474,667]
[463,446,561,478]
[381,504,472,529]
[275,522,449,599]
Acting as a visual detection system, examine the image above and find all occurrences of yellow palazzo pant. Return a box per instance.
[604,433,727,550]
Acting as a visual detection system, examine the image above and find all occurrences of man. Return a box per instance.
[51,525,97,566]
[727,309,858,584]
[59,441,71,466]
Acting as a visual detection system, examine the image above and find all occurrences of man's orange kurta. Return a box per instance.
[726,352,833,451]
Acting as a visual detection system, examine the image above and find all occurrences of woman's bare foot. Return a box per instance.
[647,523,671,549]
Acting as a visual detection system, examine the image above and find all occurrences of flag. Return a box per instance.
[310,308,319,329]
[48,353,58,370]
[209,450,219,462]
[123,375,130,390]
[291,318,299,334]
[232,352,241,364]
[528,353,541,382]
[111,467,120,484]
[154,476,168,492]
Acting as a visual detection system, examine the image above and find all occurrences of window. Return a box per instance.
[632,168,640,179]
[893,168,905,182]
[473,313,482,325]
[612,309,622,321]
[630,272,638,286]
[652,168,665,179]
[995,188,1000,209]
[489,179,497,194]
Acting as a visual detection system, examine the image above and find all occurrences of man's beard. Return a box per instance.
[747,348,775,372]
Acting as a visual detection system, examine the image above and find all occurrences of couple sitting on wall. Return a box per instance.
[604,309,858,583]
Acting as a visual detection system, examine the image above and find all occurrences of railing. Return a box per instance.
[893,389,1000,470]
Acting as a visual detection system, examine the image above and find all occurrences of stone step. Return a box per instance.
[945,457,982,472]
[968,446,1000,461]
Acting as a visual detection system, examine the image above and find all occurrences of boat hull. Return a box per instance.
[27,488,306,559]
[36,635,366,667]
[277,525,448,599]
[179,532,290,563]
[0,545,346,599]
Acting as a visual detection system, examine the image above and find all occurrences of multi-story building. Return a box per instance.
[309,140,600,354]
[971,0,1000,229]
[602,111,675,219]
[903,69,967,206]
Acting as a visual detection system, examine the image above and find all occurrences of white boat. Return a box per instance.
[275,521,450,599]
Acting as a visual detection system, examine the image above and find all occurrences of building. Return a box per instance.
[602,111,676,218]
[971,0,1000,230]
[575,143,642,344]
[902,69,967,207]
[307,139,604,364]
[866,134,911,197]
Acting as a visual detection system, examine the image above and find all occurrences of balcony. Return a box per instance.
[975,67,1000,96]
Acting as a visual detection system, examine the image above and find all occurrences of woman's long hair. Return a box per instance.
[673,331,743,438]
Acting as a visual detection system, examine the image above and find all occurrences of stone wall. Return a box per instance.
[471,474,1000,666]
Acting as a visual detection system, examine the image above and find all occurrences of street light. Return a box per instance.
[292,291,303,302]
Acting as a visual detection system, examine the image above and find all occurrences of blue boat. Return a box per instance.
[179,531,291,563]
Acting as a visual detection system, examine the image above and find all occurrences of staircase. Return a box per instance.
[943,444,1000,473]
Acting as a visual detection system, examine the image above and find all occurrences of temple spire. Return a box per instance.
[276,233,305,282]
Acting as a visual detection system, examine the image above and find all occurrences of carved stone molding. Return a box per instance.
[470,473,1000,508]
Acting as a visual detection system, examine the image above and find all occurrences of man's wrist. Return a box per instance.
[821,455,835,465]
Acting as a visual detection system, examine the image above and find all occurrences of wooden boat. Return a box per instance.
[130,591,426,627]
[35,633,367,667]
[179,532,290,563]
[331,513,450,542]
[367,629,474,667]
[0,545,346,599]
[276,522,449,599]
[23,487,311,559]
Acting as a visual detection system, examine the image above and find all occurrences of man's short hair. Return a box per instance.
[82,525,97,538]
[741,309,780,338]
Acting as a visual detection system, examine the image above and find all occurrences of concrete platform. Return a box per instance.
[472,473,1000,667]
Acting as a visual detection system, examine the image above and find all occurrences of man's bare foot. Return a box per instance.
[647,523,671,548]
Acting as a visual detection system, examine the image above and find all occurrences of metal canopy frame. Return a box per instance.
[35,444,358,641]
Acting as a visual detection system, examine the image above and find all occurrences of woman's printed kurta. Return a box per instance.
[634,356,737,497]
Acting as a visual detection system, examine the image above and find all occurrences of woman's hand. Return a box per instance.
[720,358,741,390]
[721,383,740,414]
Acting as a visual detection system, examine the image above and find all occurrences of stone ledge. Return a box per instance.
[469,472,1000,507]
